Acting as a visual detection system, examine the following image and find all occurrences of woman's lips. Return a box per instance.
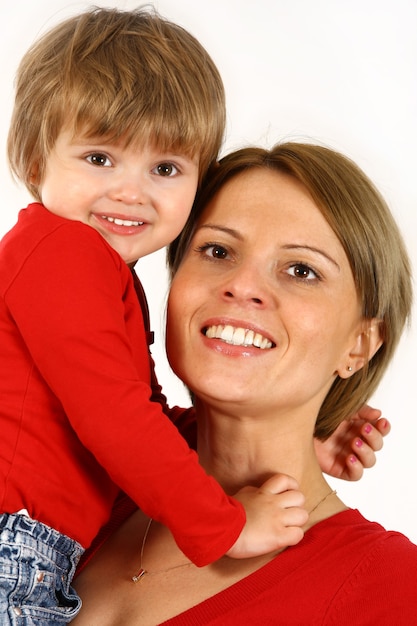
[203,324,274,349]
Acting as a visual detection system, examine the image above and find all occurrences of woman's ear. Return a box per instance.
[338,319,383,378]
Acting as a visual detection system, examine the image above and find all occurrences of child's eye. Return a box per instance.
[286,263,320,282]
[154,162,179,177]
[86,153,112,167]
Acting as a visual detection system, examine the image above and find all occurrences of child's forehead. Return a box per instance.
[61,125,199,160]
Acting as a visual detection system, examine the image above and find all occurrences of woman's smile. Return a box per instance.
[167,167,361,408]
[203,320,275,350]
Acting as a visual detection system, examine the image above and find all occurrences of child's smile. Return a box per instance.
[38,130,199,265]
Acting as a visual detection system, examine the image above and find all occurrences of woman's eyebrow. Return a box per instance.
[282,244,340,271]
[196,226,340,271]
[197,223,243,240]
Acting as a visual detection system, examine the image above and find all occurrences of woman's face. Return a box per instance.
[166,168,363,417]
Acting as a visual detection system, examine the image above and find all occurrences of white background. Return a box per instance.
[1,1,416,543]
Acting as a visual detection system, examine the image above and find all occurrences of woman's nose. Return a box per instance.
[221,265,270,306]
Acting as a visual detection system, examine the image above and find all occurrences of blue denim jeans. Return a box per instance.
[0,512,84,625]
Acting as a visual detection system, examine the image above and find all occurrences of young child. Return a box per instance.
[0,7,386,623]
[0,8,306,622]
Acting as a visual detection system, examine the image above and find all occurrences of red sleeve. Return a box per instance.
[76,492,137,576]
[148,349,197,449]
[5,220,245,565]
[131,267,197,449]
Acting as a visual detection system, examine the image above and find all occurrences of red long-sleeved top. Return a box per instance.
[78,498,417,625]
[163,509,417,625]
[0,203,244,564]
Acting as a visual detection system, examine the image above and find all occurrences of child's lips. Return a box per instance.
[100,214,144,227]
[95,214,147,235]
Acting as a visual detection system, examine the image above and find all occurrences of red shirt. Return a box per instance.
[0,203,244,564]
[79,499,417,625]
[165,508,417,624]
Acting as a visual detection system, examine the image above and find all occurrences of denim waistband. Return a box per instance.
[0,512,84,572]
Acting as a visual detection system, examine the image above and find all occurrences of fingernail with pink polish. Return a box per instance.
[364,424,372,434]
[349,455,358,464]
[355,439,363,448]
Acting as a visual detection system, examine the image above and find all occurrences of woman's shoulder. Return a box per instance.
[310,508,417,557]
[259,509,417,622]
[306,509,417,592]
[162,510,416,625]
[312,509,417,621]
[350,508,417,574]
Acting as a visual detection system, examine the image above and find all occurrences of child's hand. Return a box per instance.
[314,405,391,481]
[226,474,307,559]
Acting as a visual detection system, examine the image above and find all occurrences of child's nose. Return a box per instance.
[110,172,149,205]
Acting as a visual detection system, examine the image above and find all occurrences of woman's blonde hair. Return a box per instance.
[168,142,412,438]
[7,6,225,200]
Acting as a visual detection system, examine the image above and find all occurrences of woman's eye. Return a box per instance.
[86,153,111,167]
[198,244,229,260]
[154,162,178,177]
[287,263,319,281]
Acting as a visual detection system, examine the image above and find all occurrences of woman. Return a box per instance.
[73,142,415,624]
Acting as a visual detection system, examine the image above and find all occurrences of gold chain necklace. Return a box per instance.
[131,489,337,583]
[132,518,191,582]
[309,489,337,515]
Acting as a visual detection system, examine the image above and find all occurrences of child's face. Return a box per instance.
[38,130,200,264]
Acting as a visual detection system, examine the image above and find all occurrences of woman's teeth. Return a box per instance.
[102,216,143,227]
[204,324,273,349]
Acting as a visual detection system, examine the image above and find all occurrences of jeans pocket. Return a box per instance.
[0,551,81,625]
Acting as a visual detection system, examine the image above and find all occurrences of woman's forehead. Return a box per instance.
[196,167,351,265]
[200,168,326,229]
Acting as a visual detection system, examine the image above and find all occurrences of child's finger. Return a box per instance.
[259,473,301,496]
[360,418,390,453]
[351,438,377,468]
[344,454,364,481]
[374,417,391,436]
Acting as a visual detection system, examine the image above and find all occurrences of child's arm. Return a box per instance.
[6,217,302,565]
[147,349,197,448]
[315,405,390,480]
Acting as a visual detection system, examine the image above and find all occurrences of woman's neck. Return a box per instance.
[194,399,330,511]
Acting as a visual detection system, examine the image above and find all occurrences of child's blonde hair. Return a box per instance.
[7,6,226,200]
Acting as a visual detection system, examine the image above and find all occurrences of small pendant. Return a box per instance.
[132,568,147,583]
